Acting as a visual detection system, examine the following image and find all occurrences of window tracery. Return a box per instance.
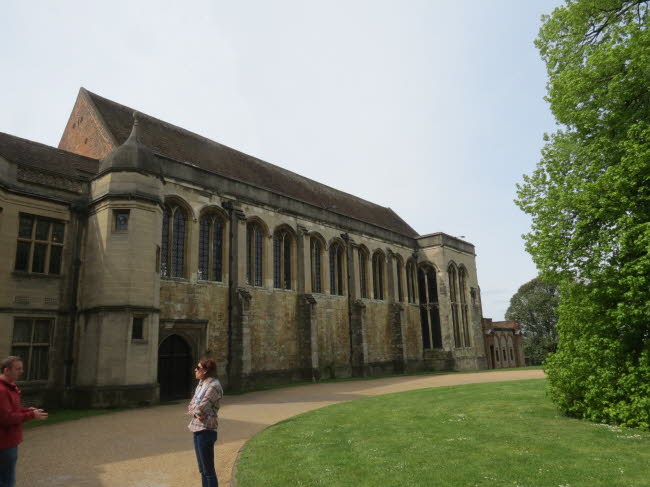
[310,237,323,293]
[449,264,462,347]
[246,221,264,286]
[329,242,344,295]
[359,248,369,299]
[459,267,471,347]
[273,229,292,289]
[372,251,385,300]
[418,265,442,349]
[396,258,404,302]
[161,203,187,278]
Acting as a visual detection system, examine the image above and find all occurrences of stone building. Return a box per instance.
[0,88,488,407]
[481,319,525,368]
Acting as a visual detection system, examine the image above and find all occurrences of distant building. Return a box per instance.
[481,319,525,368]
[1,88,489,408]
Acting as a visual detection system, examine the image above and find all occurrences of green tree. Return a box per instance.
[517,0,650,428]
[505,277,559,365]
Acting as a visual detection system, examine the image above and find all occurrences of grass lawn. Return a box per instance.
[236,379,650,487]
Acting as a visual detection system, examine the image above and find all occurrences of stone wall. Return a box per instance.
[159,280,229,370]
[364,300,393,367]
[403,304,423,365]
[247,288,301,375]
[313,295,350,379]
[0,185,76,406]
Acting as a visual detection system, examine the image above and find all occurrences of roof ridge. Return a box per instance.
[83,90,397,211]
[82,89,418,238]
[0,131,99,163]
[384,207,418,236]
[85,89,234,151]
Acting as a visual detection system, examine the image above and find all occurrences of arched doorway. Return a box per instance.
[418,265,442,349]
[158,334,193,401]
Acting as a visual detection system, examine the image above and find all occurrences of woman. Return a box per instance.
[188,358,223,487]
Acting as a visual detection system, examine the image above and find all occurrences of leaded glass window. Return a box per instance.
[449,265,462,348]
[161,207,170,276]
[198,213,224,281]
[14,214,64,275]
[310,238,322,293]
[273,229,292,289]
[247,222,264,286]
[329,243,344,295]
[459,267,471,347]
[359,249,368,298]
[418,265,442,350]
[11,318,52,381]
[396,259,404,302]
[161,204,187,278]
[372,252,384,300]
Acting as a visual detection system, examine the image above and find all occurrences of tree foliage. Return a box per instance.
[505,277,559,365]
[517,0,650,428]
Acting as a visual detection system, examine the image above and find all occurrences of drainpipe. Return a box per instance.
[64,205,86,392]
[341,233,355,375]
[223,201,234,381]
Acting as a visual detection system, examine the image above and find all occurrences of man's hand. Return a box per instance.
[33,409,48,421]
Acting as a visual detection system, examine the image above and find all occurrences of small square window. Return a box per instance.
[132,317,144,340]
[114,210,130,232]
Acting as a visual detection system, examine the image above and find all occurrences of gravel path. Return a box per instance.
[20,369,544,486]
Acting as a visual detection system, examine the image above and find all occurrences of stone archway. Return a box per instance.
[158,334,193,401]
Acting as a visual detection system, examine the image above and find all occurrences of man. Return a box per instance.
[0,356,48,487]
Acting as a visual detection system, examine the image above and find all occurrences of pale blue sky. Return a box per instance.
[1,0,563,319]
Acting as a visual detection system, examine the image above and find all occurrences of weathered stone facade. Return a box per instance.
[0,88,490,408]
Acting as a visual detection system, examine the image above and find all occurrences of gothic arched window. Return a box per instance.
[396,258,404,302]
[273,229,292,290]
[359,248,369,299]
[418,265,442,349]
[246,222,264,286]
[448,264,462,347]
[198,212,224,281]
[372,251,385,300]
[459,267,471,347]
[329,242,344,295]
[310,237,323,293]
[161,203,188,278]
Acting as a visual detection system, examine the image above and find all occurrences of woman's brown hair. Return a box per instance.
[198,358,217,378]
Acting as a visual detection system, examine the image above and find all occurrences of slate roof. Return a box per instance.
[84,89,419,238]
[0,132,98,179]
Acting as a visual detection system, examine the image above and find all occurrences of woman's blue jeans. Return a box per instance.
[193,430,218,487]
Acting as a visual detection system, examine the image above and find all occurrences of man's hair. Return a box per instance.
[198,358,217,378]
[1,356,23,374]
